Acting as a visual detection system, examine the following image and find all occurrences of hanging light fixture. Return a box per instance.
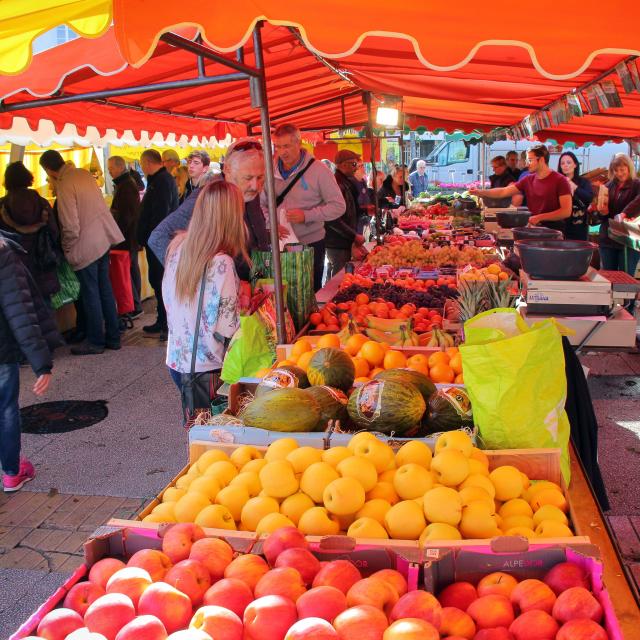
[375,95,401,127]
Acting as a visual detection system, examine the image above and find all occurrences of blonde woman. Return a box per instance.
[162,181,248,418]
[596,153,640,278]
[175,165,189,203]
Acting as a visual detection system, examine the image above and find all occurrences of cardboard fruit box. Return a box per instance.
[419,538,623,640]
[134,441,589,550]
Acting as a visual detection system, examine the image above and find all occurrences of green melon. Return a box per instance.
[255,365,309,398]
[241,387,321,432]
[373,368,437,404]
[424,387,473,434]
[347,379,426,436]
[304,385,349,431]
[307,348,355,391]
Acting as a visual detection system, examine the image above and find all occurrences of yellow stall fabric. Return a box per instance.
[0,0,111,75]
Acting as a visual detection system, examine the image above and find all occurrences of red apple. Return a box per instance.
[114,615,168,640]
[106,567,153,608]
[89,558,126,589]
[65,631,108,640]
[440,607,476,639]
[189,537,234,581]
[383,618,439,640]
[127,549,173,582]
[467,595,515,629]
[254,567,307,602]
[312,560,362,595]
[138,582,193,634]
[84,593,136,640]
[552,587,603,624]
[263,527,308,566]
[510,579,556,614]
[333,604,389,640]
[243,595,298,640]
[36,608,84,640]
[285,617,339,640]
[347,577,399,617]
[371,569,408,597]
[509,610,558,640]
[167,632,212,640]
[164,559,212,607]
[296,585,347,622]
[224,553,269,592]
[389,590,442,628]
[556,619,608,640]
[438,582,478,610]
[473,629,514,640]
[543,562,590,596]
[162,523,206,564]
[63,582,106,617]
[203,578,253,617]
[190,605,243,640]
[275,548,321,586]
[477,573,518,599]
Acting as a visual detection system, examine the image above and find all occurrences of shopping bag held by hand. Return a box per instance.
[460,308,571,483]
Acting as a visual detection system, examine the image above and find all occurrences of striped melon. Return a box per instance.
[241,387,321,432]
[304,385,349,430]
[307,348,355,391]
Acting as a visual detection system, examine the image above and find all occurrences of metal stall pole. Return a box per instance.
[252,22,287,344]
[365,93,383,245]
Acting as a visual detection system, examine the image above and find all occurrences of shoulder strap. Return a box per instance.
[276,158,316,207]
[189,269,208,375]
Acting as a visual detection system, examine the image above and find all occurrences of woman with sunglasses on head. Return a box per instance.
[163,181,247,414]
[557,152,593,241]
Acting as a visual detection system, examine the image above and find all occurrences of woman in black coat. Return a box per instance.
[0,162,60,302]
[378,166,410,209]
[558,152,594,240]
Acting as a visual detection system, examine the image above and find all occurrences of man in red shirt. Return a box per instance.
[470,145,572,230]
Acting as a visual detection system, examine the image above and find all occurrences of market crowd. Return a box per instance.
[2,123,640,492]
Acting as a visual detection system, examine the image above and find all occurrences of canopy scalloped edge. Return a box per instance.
[117,17,640,81]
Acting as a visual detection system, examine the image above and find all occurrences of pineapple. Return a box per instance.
[487,278,515,310]
[454,279,488,323]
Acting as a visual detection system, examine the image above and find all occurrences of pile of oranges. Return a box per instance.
[275,334,464,386]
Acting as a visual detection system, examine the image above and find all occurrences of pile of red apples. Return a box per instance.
[28,524,609,640]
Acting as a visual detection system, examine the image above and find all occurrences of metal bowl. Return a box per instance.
[512,226,564,241]
[515,239,596,279]
[496,210,531,228]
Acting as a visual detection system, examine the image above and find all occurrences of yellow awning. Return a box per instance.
[0,0,111,75]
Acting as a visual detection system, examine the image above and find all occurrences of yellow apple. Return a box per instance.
[322,446,352,468]
[356,499,392,524]
[423,487,462,526]
[255,512,296,535]
[395,440,433,469]
[505,526,536,539]
[379,469,397,483]
[174,492,210,522]
[532,504,569,527]
[242,458,268,474]
[151,502,176,522]
[347,431,378,452]
[489,466,524,502]
[298,507,340,536]
[351,437,395,473]
[196,448,230,473]
[502,515,535,530]
[419,522,462,545]
[204,460,238,487]
[393,463,433,500]
[384,500,426,539]
[458,485,494,509]
[188,476,222,501]
[337,456,377,492]
[240,496,280,531]
[264,437,299,462]
[535,520,574,538]
[348,517,389,539]
[430,449,470,486]
[259,460,299,499]
[280,492,315,526]
[468,459,490,476]
[215,485,250,521]
[459,473,496,499]
[499,498,533,520]
[194,504,237,530]
[435,430,473,457]
[459,502,500,539]
[162,487,186,503]
[366,482,399,505]
[229,445,262,470]
[229,471,261,497]
[286,446,323,475]
[300,462,340,503]
[323,477,366,516]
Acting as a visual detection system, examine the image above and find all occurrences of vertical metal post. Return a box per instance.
[365,93,382,245]
[253,23,287,344]
[398,124,406,204]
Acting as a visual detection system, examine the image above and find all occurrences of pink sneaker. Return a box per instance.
[3,459,35,492]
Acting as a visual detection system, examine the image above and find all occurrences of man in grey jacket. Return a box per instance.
[266,123,345,291]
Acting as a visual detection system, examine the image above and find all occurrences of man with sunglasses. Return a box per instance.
[268,123,345,292]
[325,149,366,280]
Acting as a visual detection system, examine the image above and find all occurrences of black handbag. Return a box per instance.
[34,224,62,271]
[179,270,224,426]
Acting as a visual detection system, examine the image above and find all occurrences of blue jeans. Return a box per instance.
[0,364,21,476]
[599,244,640,276]
[75,252,120,348]
[168,367,182,390]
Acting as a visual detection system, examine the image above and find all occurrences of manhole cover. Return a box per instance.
[20,400,108,434]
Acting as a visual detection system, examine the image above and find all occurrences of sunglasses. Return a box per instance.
[228,140,263,155]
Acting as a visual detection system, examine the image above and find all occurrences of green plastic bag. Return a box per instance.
[460,308,571,483]
[221,314,274,384]
[50,260,80,310]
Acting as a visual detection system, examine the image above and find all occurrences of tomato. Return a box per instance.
[309,312,322,326]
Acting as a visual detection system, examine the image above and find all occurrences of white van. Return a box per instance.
[423,139,631,185]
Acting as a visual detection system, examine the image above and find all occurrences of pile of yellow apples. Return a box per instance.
[143,432,574,543]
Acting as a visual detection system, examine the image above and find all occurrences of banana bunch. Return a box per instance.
[365,322,420,347]
[426,327,456,348]
[336,319,360,343]
[365,316,410,332]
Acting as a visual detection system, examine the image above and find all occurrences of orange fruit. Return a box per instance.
[355,293,370,305]
[428,351,450,368]
[354,376,371,384]
[449,353,463,375]
[499,271,509,281]
[317,333,341,349]
[296,350,315,372]
[383,350,407,370]
[369,367,385,378]
[291,339,312,359]
[429,363,455,384]
[407,362,430,377]
[277,359,296,367]
[345,333,369,356]
[379,342,391,352]
[352,357,370,378]
[445,347,459,358]
[455,373,464,384]
[360,341,385,367]
[407,354,429,370]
